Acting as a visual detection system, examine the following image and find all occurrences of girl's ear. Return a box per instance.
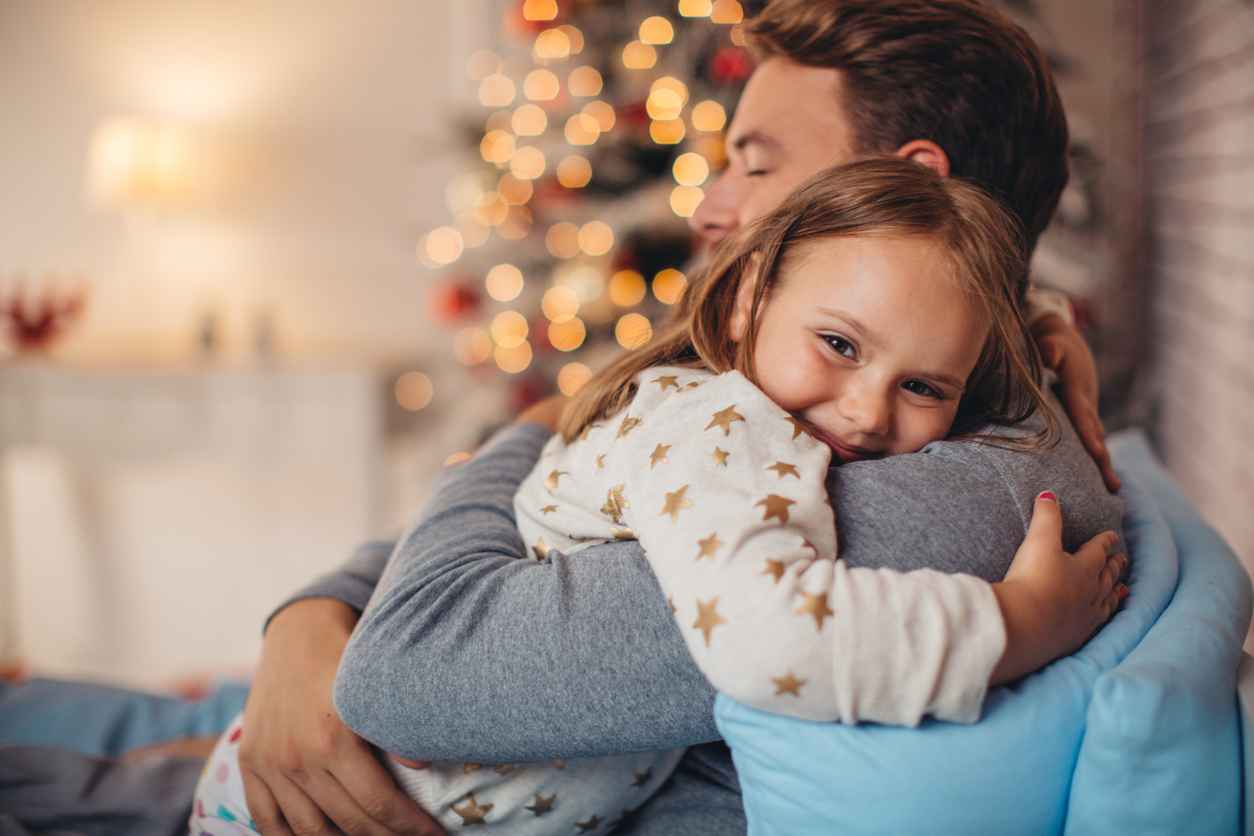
[729,253,761,343]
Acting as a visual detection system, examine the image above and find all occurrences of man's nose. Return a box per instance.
[687,173,738,247]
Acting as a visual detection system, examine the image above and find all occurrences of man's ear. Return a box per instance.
[729,254,761,343]
[894,139,951,178]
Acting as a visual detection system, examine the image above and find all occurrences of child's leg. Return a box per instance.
[615,744,746,836]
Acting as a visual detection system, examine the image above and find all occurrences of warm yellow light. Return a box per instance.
[548,317,588,352]
[454,327,493,365]
[673,152,711,186]
[647,89,684,121]
[498,205,533,240]
[473,191,509,227]
[534,28,572,61]
[582,100,616,132]
[711,0,744,23]
[494,341,534,374]
[523,0,559,21]
[457,216,491,248]
[485,110,513,132]
[545,222,581,258]
[730,24,747,46]
[510,146,547,180]
[394,372,434,412]
[568,65,604,97]
[650,119,686,145]
[609,269,647,306]
[424,226,464,265]
[653,268,689,304]
[511,104,548,137]
[557,263,605,302]
[485,263,525,302]
[579,221,615,256]
[560,25,585,54]
[616,313,653,349]
[640,16,675,44]
[557,361,593,395]
[491,310,530,349]
[556,154,593,189]
[467,50,501,81]
[478,73,517,108]
[670,185,705,218]
[480,129,516,165]
[524,69,561,101]
[497,173,534,205]
[542,285,580,323]
[622,41,659,70]
[564,113,601,146]
[679,0,713,17]
[444,451,473,467]
[653,76,690,103]
[692,99,728,132]
[445,172,485,215]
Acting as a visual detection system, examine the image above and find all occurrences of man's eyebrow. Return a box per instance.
[817,306,967,390]
[730,129,781,152]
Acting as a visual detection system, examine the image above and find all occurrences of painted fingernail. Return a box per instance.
[1038,490,1057,502]
[1117,584,1130,599]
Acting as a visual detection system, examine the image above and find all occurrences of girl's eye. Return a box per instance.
[902,379,943,399]
[821,334,856,359]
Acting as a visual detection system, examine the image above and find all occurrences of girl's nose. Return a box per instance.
[839,389,892,438]
[687,174,738,247]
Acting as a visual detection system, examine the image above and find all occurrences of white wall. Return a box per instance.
[0,1,489,362]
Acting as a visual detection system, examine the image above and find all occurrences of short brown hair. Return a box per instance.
[745,0,1069,254]
[560,159,1058,449]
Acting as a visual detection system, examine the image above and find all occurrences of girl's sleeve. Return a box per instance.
[614,370,1007,726]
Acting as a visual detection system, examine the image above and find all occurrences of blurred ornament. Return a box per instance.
[711,47,752,83]
[428,277,482,325]
[0,279,87,353]
[509,374,549,412]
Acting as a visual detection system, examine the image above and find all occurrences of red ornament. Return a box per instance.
[710,47,753,83]
[0,280,87,353]
[509,375,551,413]
[427,277,482,325]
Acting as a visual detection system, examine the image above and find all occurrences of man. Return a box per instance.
[234,3,1119,835]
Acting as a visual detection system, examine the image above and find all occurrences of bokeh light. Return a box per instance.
[582,100,616,132]
[524,69,561,101]
[454,327,493,365]
[557,361,593,395]
[457,216,491,248]
[478,73,516,108]
[510,146,547,180]
[616,313,653,349]
[568,66,603,98]
[542,285,580,323]
[647,88,684,121]
[679,0,713,17]
[673,152,711,186]
[609,269,647,306]
[711,0,744,24]
[512,104,548,137]
[424,226,464,265]
[491,310,530,349]
[670,185,705,217]
[622,41,659,70]
[473,191,509,226]
[523,0,559,21]
[445,172,485,215]
[653,268,688,304]
[548,318,588,352]
[534,28,572,61]
[545,221,581,258]
[485,263,525,302]
[640,16,675,45]
[730,24,747,46]
[494,341,534,374]
[497,173,534,205]
[467,50,502,81]
[564,112,601,146]
[480,130,516,165]
[557,154,593,188]
[650,119,686,144]
[498,205,533,240]
[560,25,585,54]
[394,372,434,412]
[692,100,728,132]
[578,221,615,256]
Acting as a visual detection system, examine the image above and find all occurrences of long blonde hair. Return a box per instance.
[559,158,1058,449]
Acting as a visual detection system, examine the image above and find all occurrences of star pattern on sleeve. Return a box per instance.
[525,793,556,816]
[452,793,493,825]
[540,504,558,515]
[766,461,800,479]
[617,414,642,439]
[652,374,680,391]
[545,470,569,492]
[601,484,629,525]
[696,532,722,560]
[532,538,550,561]
[492,763,516,775]
[595,453,606,470]
[771,672,806,697]
[756,494,795,523]
[761,559,786,583]
[785,415,810,440]
[649,443,671,468]
[711,446,730,466]
[705,405,746,436]
[660,484,694,522]
[576,815,602,832]
[795,591,834,630]
[693,596,727,646]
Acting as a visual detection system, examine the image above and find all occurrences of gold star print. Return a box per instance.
[686,381,701,389]
[693,597,728,647]
[578,424,593,442]
[601,484,629,525]
[649,443,672,468]
[652,374,680,391]
[611,526,635,540]
[767,461,800,479]
[772,672,806,697]
[660,484,694,522]
[761,559,786,584]
[631,767,653,787]
[705,405,746,436]
[711,446,730,467]
[532,538,550,561]
[493,763,516,775]
[576,816,602,832]
[525,793,556,816]
[596,453,606,470]
[617,414,642,439]
[796,592,834,630]
[696,532,722,561]
[452,793,493,825]
[462,762,482,774]
[541,504,558,515]
[545,470,568,492]
[756,494,795,524]
[786,416,810,440]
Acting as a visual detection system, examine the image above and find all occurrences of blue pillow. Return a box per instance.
[1066,432,1250,835]
[716,444,1181,835]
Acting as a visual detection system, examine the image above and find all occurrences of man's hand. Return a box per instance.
[1031,314,1121,493]
[516,393,568,432]
[239,598,444,836]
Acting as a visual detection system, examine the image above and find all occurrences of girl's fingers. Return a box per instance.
[333,748,446,835]
[297,768,394,836]
[240,769,295,836]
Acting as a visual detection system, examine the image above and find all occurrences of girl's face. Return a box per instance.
[731,234,989,463]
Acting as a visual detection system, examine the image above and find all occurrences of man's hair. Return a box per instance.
[745,0,1069,254]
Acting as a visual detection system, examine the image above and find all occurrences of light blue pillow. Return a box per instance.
[716,441,1182,835]
[1066,432,1250,835]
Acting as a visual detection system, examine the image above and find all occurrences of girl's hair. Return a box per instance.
[558,158,1059,450]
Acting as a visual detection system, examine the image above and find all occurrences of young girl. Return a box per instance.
[192,159,1118,834]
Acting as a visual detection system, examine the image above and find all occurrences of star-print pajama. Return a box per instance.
[192,365,1006,834]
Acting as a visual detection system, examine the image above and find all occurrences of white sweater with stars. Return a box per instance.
[516,365,1008,727]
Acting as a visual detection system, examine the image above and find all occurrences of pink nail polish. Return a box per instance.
[1038,490,1057,502]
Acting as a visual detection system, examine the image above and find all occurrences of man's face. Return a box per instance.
[689,57,859,254]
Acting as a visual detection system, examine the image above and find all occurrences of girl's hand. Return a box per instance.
[990,491,1127,685]
[239,598,445,836]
